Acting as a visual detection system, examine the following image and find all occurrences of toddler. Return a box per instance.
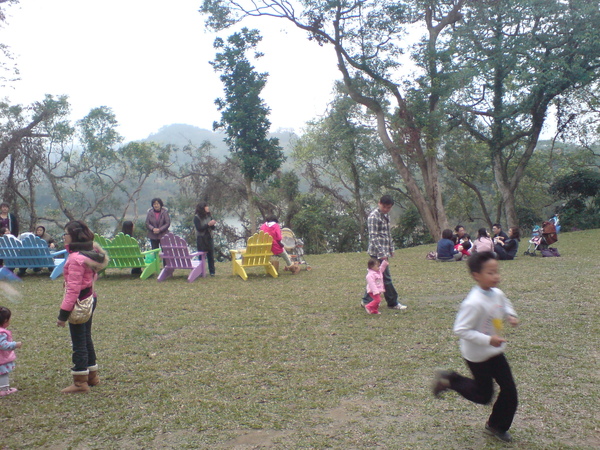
[0,306,22,396]
[364,258,388,314]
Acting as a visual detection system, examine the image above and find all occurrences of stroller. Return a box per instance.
[281,228,311,271]
[523,218,559,256]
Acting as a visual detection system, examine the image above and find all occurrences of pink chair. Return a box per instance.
[157,233,206,282]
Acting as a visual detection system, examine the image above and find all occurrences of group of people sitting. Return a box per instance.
[435,224,520,262]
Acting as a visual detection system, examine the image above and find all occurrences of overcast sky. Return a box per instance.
[2,0,341,142]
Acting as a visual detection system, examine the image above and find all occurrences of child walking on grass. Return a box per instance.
[364,258,388,314]
[432,252,519,443]
[0,306,22,396]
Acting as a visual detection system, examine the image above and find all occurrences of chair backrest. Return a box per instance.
[96,233,145,268]
[0,235,54,266]
[160,233,195,269]
[242,231,273,266]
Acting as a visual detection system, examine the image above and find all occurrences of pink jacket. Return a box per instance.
[60,248,108,312]
[260,222,284,255]
[0,327,16,366]
[366,260,388,295]
[472,237,494,253]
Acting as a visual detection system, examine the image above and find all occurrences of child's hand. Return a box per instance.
[490,335,506,347]
[57,320,66,328]
[507,315,519,327]
[15,342,22,349]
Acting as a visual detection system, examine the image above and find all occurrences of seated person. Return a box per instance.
[492,223,509,244]
[452,225,466,245]
[122,221,142,275]
[35,226,56,249]
[494,226,520,260]
[456,239,471,258]
[437,229,463,261]
[472,228,495,253]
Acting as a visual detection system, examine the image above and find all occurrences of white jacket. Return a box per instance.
[453,286,517,363]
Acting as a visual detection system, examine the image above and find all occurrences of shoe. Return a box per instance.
[432,370,452,398]
[360,300,368,308]
[388,304,408,310]
[485,423,512,443]
[0,387,18,396]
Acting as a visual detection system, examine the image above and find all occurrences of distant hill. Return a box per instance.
[142,123,299,163]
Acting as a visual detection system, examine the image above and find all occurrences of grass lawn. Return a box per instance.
[1,229,599,449]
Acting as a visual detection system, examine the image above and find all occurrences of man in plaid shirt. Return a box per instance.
[361,195,407,310]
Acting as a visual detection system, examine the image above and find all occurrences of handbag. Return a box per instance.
[68,288,94,324]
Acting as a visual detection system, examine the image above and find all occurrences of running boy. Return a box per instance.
[432,252,519,443]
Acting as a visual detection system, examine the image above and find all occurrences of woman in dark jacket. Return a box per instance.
[145,198,171,250]
[494,227,520,260]
[193,202,217,276]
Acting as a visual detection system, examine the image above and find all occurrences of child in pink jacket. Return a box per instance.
[0,306,22,396]
[365,258,389,314]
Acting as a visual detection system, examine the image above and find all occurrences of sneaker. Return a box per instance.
[0,387,17,396]
[365,306,381,315]
[485,423,512,443]
[388,303,408,310]
[360,300,368,308]
[432,370,452,398]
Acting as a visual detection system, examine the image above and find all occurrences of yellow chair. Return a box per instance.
[230,231,278,280]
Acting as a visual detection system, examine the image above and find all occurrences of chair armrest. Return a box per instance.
[50,249,68,257]
[141,248,160,257]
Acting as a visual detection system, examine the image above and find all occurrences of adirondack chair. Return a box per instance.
[230,231,277,281]
[157,233,206,282]
[94,233,161,280]
[0,235,67,279]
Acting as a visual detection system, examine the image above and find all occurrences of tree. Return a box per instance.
[210,28,284,233]
[550,169,600,230]
[448,0,600,227]
[201,0,466,239]
[293,82,393,247]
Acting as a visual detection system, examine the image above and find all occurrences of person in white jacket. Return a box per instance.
[431,252,519,443]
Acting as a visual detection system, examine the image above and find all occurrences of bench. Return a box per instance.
[94,233,161,280]
[0,235,67,279]
[230,231,277,281]
[157,233,206,282]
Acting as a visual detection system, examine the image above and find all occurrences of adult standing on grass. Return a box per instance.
[57,221,108,394]
[0,203,18,237]
[145,198,171,250]
[361,195,407,310]
[194,202,217,277]
[432,252,519,443]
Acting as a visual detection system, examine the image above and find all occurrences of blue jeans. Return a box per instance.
[68,297,97,372]
[362,258,399,307]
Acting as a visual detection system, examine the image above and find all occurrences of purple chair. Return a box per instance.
[157,233,206,282]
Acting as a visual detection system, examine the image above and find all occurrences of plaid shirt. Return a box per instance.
[367,208,394,259]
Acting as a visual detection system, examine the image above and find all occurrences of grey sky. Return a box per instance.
[2,0,340,141]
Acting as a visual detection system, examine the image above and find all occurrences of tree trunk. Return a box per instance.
[245,177,256,234]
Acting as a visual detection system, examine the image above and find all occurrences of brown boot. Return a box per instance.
[87,365,99,387]
[291,264,301,274]
[62,372,90,394]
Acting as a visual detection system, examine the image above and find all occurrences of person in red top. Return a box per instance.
[260,215,299,274]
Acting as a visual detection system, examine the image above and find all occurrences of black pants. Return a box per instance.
[449,353,518,432]
[68,297,97,372]
[362,258,398,307]
[197,236,215,276]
